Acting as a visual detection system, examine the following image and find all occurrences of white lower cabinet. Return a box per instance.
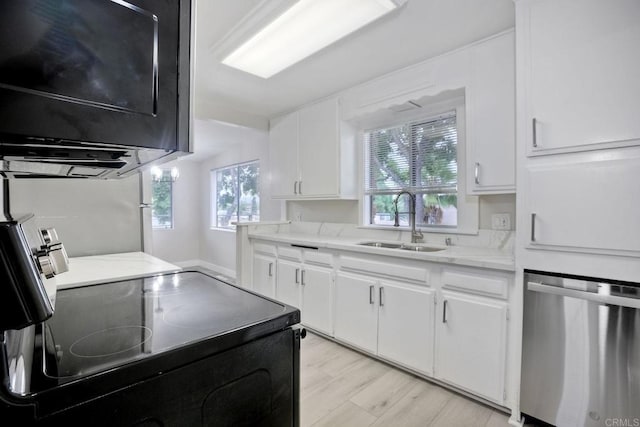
[251,252,276,298]
[251,238,513,407]
[275,259,301,308]
[334,272,435,375]
[334,273,378,354]
[377,280,435,376]
[275,253,333,335]
[300,265,333,336]
[435,291,507,403]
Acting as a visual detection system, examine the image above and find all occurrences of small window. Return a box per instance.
[151,170,173,229]
[364,111,458,228]
[212,161,260,229]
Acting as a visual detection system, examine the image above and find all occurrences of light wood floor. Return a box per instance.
[300,332,511,427]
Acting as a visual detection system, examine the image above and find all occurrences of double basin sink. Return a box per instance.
[358,241,446,252]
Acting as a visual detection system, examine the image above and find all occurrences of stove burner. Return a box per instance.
[69,326,153,358]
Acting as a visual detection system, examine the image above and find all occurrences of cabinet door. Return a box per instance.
[275,259,301,308]
[467,31,515,193]
[435,292,507,403]
[377,281,435,376]
[300,265,333,336]
[252,254,275,298]
[269,112,299,198]
[525,0,640,154]
[298,98,339,197]
[525,149,640,255]
[334,273,378,354]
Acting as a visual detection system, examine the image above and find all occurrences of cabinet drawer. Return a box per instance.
[441,270,509,299]
[340,256,429,284]
[304,250,333,267]
[278,246,303,261]
[253,242,277,256]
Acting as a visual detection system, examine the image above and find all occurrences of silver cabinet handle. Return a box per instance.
[379,287,384,307]
[442,300,448,323]
[369,285,374,305]
[532,117,538,148]
[531,213,537,242]
[298,181,302,195]
[294,181,298,195]
[301,270,306,286]
[295,268,300,284]
[268,262,273,277]
[528,282,640,309]
[474,162,480,185]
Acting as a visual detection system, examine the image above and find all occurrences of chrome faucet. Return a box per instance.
[393,190,424,243]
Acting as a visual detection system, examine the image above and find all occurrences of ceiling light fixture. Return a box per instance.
[222,0,407,79]
[150,166,179,182]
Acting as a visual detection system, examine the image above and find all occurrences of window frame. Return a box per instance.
[151,169,174,230]
[210,160,260,230]
[360,100,478,235]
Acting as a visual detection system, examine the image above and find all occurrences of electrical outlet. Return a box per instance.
[491,213,511,230]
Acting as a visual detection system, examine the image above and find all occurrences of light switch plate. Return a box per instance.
[491,213,511,230]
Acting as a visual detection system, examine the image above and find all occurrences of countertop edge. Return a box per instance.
[248,233,515,272]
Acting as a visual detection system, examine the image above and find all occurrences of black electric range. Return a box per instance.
[1,270,302,426]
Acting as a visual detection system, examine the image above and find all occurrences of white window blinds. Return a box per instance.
[364,111,458,195]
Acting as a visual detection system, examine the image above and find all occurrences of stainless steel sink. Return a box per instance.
[358,242,404,249]
[357,242,445,252]
[398,245,445,252]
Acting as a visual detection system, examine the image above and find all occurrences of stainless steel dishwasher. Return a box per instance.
[521,270,640,427]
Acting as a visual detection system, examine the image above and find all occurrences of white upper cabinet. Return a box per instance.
[269,112,299,198]
[521,0,640,155]
[269,97,356,199]
[525,147,640,257]
[298,98,339,197]
[466,31,515,194]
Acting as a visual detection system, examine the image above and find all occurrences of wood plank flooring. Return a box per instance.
[300,332,511,427]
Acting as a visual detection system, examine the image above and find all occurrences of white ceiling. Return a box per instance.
[192,0,515,129]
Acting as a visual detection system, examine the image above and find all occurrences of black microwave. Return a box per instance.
[0,0,192,178]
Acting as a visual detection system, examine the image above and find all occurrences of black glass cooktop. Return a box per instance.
[43,271,293,381]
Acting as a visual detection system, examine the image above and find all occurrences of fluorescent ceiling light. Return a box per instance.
[222,0,404,78]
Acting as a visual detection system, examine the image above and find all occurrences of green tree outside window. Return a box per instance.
[214,162,260,229]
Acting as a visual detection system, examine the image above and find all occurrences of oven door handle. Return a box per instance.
[528,282,640,309]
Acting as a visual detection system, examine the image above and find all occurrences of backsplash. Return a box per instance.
[286,194,516,231]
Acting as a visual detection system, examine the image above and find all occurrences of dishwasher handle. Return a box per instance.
[528,281,640,309]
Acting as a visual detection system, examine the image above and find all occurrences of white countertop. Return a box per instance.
[53,252,182,289]
[249,232,515,271]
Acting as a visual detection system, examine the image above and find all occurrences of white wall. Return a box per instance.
[197,124,278,275]
[149,158,200,263]
[10,176,141,257]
